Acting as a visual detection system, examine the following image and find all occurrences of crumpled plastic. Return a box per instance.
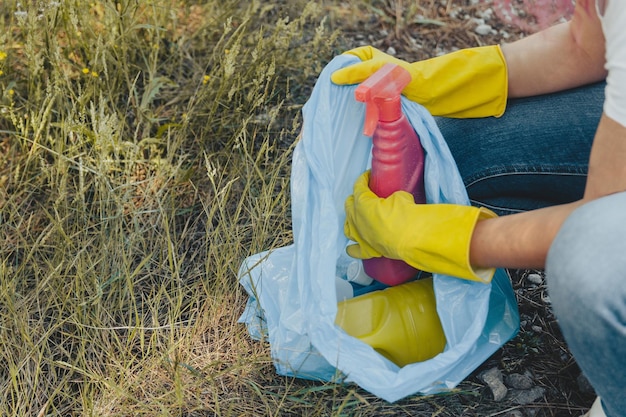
[238,55,520,403]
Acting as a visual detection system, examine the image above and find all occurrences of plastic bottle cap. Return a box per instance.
[354,63,412,136]
[347,261,374,286]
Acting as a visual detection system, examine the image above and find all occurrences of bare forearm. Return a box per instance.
[502,0,606,98]
[469,201,584,269]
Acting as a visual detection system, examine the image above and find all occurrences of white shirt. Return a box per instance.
[599,0,626,127]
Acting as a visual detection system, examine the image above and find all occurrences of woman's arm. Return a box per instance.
[466,0,626,271]
[502,0,607,98]
[469,201,581,269]
[470,113,626,270]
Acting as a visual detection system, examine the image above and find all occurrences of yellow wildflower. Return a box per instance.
[82,67,90,74]
[202,75,210,85]
[0,51,6,60]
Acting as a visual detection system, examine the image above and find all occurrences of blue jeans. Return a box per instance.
[437,83,626,417]
[547,193,626,417]
[436,83,605,215]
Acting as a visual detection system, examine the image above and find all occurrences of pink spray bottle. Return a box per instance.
[354,63,426,286]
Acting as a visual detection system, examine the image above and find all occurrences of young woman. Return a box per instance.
[333,1,625,416]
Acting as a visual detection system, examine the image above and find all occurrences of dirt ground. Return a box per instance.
[324,1,597,416]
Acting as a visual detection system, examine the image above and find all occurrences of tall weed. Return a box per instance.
[0,1,338,415]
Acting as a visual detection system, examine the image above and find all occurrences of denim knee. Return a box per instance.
[436,83,604,215]
[546,194,626,328]
[546,193,626,417]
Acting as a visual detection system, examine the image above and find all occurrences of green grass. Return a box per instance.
[0,1,347,415]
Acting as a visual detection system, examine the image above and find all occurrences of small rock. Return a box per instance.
[385,46,396,56]
[480,367,508,401]
[509,387,546,405]
[531,325,543,333]
[476,8,494,20]
[527,273,543,285]
[506,373,534,390]
[474,23,493,36]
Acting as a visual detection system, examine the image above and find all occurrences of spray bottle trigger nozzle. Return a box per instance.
[362,101,379,136]
[355,63,412,137]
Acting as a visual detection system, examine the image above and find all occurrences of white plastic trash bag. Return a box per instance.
[238,55,519,403]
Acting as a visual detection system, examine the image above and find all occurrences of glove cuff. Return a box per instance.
[465,207,498,283]
[399,205,498,283]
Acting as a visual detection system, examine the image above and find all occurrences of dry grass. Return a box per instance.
[0,1,593,416]
[1,1,335,415]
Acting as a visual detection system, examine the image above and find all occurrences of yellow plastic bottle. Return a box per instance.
[335,278,446,367]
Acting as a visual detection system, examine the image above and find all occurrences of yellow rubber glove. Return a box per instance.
[344,172,498,283]
[331,45,508,118]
